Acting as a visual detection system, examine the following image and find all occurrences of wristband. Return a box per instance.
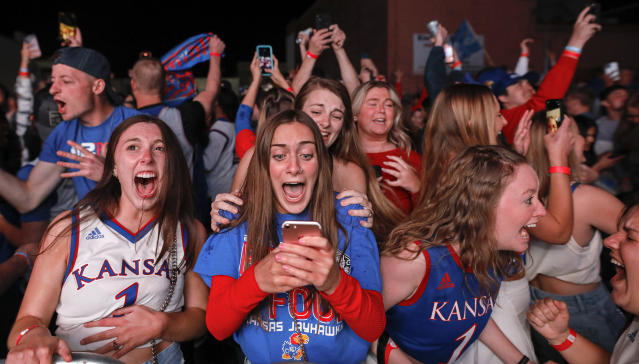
[286,86,294,93]
[520,53,529,57]
[18,71,29,77]
[306,51,318,59]
[451,60,462,69]
[564,46,582,54]
[14,251,31,268]
[517,355,530,364]
[562,50,581,60]
[548,166,571,175]
[551,327,577,351]
[16,325,43,346]
[210,52,221,58]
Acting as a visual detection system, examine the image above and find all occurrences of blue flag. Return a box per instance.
[451,20,482,60]
[161,33,214,105]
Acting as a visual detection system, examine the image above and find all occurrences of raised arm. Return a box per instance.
[0,161,63,214]
[330,24,360,94]
[292,28,332,93]
[514,38,533,76]
[193,35,225,121]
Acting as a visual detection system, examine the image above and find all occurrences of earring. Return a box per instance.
[113,167,118,179]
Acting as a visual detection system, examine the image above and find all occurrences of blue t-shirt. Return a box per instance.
[39,106,140,199]
[194,196,381,364]
[385,245,501,364]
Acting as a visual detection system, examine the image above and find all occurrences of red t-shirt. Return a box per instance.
[367,147,422,214]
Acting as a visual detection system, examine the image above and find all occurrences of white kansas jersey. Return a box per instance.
[55,209,187,351]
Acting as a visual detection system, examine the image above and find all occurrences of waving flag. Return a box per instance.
[161,33,214,105]
[451,20,482,60]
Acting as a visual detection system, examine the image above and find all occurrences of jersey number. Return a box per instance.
[115,283,139,308]
[446,323,477,363]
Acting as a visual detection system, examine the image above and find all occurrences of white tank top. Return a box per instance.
[55,209,186,351]
[525,230,602,284]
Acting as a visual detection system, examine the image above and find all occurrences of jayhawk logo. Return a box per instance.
[281,332,310,360]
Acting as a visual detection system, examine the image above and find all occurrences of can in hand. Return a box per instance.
[427,20,439,38]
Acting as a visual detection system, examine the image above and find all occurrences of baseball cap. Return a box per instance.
[52,47,121,104]
[477,68,522,96]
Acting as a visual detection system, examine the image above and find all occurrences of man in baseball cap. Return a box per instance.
[0,46,140,214]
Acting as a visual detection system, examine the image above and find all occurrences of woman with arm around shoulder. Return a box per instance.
[528,203,639,364]
[524,113,626,362]
[378,145,545,364]
[7,115,209,364]
[194,110,385,364]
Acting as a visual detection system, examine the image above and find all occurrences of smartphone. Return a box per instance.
[546,99,564,134]
[588,3,601,23]
[58,12,77,44]
[24,34,42,59]
[256,45,273,77]
[604,62,620,82]
[281,221,322,244]
[315,13,332,31]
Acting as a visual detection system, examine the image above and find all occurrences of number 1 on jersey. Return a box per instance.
[115,282,139,308]
[447,323,477,363]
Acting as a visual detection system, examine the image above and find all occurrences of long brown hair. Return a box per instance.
[385,145,527,294]
[525,112,580,202]
[296,77,405,242]
[419,83,499,207]
[44,115,197,268]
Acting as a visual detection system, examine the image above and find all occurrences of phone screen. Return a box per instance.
[257,45,273,76]
[546,99,563,134]
[58,12,77,43]
[315,13,332,30]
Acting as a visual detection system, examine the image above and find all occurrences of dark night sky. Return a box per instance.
[1,2,316,77]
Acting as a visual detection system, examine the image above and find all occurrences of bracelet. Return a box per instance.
[562,50,581,60]
[520,53,529,57]
[286,86,293,93]
[451,60,462,69]
[517,355,530,364]
[14,251,31,268]
[551,327,577,351]
[548,166,571,175]
[306,51,318,59]
[19,67,29,73]
[564,46,582,54]
[210,52,221,58]
[16,324,43,346]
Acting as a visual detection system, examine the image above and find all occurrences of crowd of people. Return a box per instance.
[1,4,638,364]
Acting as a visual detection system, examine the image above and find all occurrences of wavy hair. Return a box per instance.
[384,145,527,294]
[296,77,405,241]
[418,83,499,207]
[44,115,197,268]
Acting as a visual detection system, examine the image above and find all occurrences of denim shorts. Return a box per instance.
[529,283,626,363]
[142,342,183,364]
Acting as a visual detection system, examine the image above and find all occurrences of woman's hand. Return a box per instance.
[330,24,346,50]
[527,298,572,346]
[249,52,262,83]
[269,54,290,91]
[210,192,243,232]
[276,236,341,294]
[81,305,167,359]
[544,116,575,167]
[7,333,72,364]
[513,109,533,155]
[308,28,333,56]
[254,248,308,294]
[336,189,374,228]
[382,155,421,194]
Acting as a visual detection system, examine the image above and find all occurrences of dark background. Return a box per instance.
[0,2,316,77]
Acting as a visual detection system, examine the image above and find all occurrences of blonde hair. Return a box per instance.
[351,81,413,154]
[419,84,498,206]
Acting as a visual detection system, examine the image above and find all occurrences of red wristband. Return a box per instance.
[211,52,221,58]
[548,166,571,175]
[551,327,577,351]
[16,324,42,346]
[451,60,462,69]
[520,53,529,57]
[306,51,318,59]
[562,50,581,60]
[18,71,29,77]
[286,86,294,93]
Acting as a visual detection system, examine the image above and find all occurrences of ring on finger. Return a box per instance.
[113,341,123,351]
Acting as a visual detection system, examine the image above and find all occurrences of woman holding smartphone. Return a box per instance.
[6,115,208,364]
[524,112,626,362]
[195,110,385,363]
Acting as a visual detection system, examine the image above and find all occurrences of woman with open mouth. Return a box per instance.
[524,112,627,363]
[375,145,545,364]
[528,203,639,363]
[6,115,209,364]
[194,110,385,363]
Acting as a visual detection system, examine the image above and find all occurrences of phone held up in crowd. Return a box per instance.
[256,45,273,77]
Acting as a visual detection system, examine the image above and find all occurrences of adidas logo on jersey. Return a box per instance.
[437,273,455,290]
[86,227,104,240]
